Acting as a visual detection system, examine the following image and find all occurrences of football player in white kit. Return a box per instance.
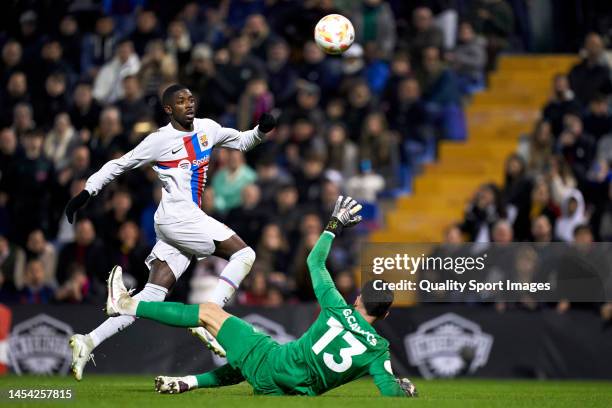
[64,84,277,380]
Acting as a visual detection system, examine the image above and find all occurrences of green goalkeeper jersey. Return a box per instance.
[265,232,404,396]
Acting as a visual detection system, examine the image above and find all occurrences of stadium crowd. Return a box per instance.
[0,0,609,308]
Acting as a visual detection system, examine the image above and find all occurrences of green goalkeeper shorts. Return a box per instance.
[217,316,285,395]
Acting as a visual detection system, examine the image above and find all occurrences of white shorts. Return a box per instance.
[144,212,235,280]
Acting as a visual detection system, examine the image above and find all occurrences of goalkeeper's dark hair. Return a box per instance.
[360,280,394,318]
[161,84,188,106]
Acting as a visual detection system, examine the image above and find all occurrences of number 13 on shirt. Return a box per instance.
[312,317,367,373]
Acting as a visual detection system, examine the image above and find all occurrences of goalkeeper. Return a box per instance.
[106,196,417,397]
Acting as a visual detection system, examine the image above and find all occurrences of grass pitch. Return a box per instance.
[2,375,612,408]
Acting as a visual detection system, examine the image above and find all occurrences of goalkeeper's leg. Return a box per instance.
[155,364,245,394]
[107,264,231,336]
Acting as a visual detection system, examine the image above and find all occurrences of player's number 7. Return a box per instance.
[312,317,367,373]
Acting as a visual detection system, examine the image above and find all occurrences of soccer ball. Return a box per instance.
[314,14,355,55]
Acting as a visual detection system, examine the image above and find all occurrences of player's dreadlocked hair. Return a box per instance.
[161,84,188,107]
[360,280,394,318]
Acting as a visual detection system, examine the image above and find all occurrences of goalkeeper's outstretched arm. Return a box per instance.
[306,196,362,308]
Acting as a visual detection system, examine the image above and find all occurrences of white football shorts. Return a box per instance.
[144,212,235,280]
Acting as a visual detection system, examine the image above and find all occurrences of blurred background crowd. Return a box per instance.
[0,0,611,308]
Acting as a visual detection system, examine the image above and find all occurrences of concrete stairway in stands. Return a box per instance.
[371,55,577,243]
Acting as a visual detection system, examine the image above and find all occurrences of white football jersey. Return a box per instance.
[85,118,262,224]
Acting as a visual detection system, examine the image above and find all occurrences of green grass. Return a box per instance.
[2,375,612,407]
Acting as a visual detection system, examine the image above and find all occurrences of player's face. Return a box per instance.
[169,89,196,127]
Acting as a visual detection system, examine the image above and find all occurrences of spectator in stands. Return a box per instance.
[501,153,531,219]
[360,111,398,186]
[548,155,578,207]
[344,80,373,137]
[215,35,266,110]
[293,151,326,204]
[0,128,19,205]
[542,74,581,137]
[255,223,290,276]
[265,39,298,108]
[58,15,82,73]
[573,223,594,244]
[243,14,276,61]
[346,160,385,203]
[468,0,514,71]
[461,183,505,242]
[0,235,25,293]
[81,16,118,78]
[165,19,192,67]
[255,156,293,206]
[285,118,324,170]
[35,39,75,93]
[56,218,108,294]
[111,221,151,289]
[593,182,612,241]
[531,215,553,242]
[138,39,178,103]
[114,75,152,133]
[93,39,141,104]
[284,81,325,126]
[491,219,513,243]
[340,44,366,91]
[1,71,30,128]
[555,189,586,242]
[351,0,396,60]
[17,10,44,65]
[18,259,54,304]
[130,9,162,57]
[518,119,553,175]
[95,188,136,246]
[54,263,89,303]
[178,2,211,45]
[226,184,268,247]
[44,113,78,171]
[181,44,227,120]
[558,113,596,185]
[417,46,461,107]
[240,269,270,306]
[11,103,36,139]
[407,7,444,66]
[237,77,274,129]
[35,72,70,129]
[3,129,55,245]
[362,43,391,96]
[568,33,612,106]
[292,216,322,301]
[583,94,612,141]
[1,40,24,89]
[89,107,127,166]
[24,229,56,287]
[211,149,257,213]
[272,184,302,243]
[325,123,358,180]
[69,81,101,134]
[335,270,358,304]
[515,178,559,241]
[387,77,426,136]
[299,41,340,96]
[447,21,487,94]
[382,51,412,109]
